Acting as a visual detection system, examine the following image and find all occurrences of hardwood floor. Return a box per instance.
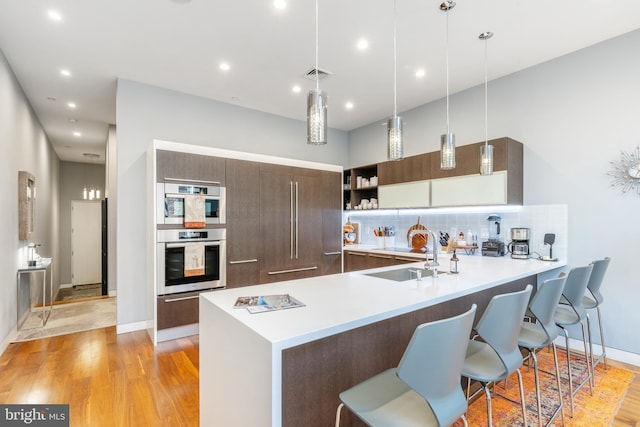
[0,327,199,427]
[0,327,638,427]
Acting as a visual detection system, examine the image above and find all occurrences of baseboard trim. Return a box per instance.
[0,327,18,357]
[116,320,151,335]
[555,336,640,368]
[157,324,199,343]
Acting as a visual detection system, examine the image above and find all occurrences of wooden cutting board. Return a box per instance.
[406,216,428,249]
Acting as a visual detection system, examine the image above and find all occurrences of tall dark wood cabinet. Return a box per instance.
[320,171,343,275]
[156,149,226,184]
[225,159,260,288]
[259,164,325,283]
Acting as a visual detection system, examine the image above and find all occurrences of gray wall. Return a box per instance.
[115,79,349,327]
[350,29,640,355]
[0,49,60,346]
[58,161,106,285]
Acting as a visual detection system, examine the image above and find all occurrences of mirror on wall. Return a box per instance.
[18,171,36,241]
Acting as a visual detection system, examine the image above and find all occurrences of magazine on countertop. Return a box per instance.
[233,294,305,314]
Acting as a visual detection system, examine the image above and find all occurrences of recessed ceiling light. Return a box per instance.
[48,10,62,22]
[345,102,354,110]
[83,153,100,159]
[273,0,286,9]
[415,69,426,78]
[292,85,301,93]
[356,39,369,50]
[60,69,71,77]
[219,62,230,71]
[67,102,76,109]
[73,131,82,137]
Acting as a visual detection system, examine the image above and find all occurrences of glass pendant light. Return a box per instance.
[387,0,403,161]
[307,0,327,145]
[440,1,456,170]
[479,31,494,175]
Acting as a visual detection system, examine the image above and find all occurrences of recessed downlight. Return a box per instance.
[48,10,62,22]
[273,0,286,9]
[73,131,82,137]
[345,102,354,110]
[356,38,369,50]
[219,62,230,71]
[67,102,77,109]
[415,69,426,78]
[60,69,71,77]
[292,85,301,93]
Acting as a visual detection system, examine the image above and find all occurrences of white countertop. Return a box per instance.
[201,256,565,350]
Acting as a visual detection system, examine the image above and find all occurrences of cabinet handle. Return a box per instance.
[369,254,392,259]
[164,295,200,303]
[290,181,294,260]
[229,259,258,265]
[348,252,367,257]
[323,251,341,256]
[267,266,318,275]
[164,177,221,185]
[394,257,421,262]
[295,181,299,260]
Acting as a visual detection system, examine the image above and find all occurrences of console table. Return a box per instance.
[17,258,54,329]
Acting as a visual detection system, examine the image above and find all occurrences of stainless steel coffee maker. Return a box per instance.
[508,227,530,259]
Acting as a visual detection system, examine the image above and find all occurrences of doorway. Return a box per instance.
[66,200,103,300]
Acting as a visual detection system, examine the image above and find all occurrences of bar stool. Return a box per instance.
[583,257,611,370]
[554,264,594,417]
[518,276,567,427]
[462,285,533,427]
[335,305,477,427]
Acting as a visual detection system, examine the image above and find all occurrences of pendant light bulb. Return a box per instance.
[440,1,456,170]
[307,0,327,145]
[83,186,88,200]
[388,0,403,161]
[479,31,494,175]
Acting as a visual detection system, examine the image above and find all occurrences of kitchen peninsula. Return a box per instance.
[200,256,565,427]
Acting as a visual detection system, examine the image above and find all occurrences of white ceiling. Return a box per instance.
[1,0,640,164]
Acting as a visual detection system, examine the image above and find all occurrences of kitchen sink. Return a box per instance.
[363,267,445,282]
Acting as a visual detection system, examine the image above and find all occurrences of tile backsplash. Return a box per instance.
[343,204,568,260]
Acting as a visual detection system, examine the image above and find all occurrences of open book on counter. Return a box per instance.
[233,294,305,314]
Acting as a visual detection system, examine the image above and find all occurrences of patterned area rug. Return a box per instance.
[13,297,116,342]
[454,348,635,426]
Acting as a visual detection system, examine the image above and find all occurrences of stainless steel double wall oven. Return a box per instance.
[157,179,227,296]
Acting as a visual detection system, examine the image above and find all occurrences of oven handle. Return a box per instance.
[267,266,318,275]
[164,178,222,185]
[163,295,200,303]
[166,241,221,249]
[164,193,221,200]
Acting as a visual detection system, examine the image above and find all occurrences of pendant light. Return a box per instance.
[387,0,403,160]
[479,31,494,175]
[307,0,327,145]
[440,1,456,170]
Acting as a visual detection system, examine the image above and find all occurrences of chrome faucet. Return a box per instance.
[407,229,440,277]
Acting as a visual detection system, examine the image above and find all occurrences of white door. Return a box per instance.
[71,200,102,286]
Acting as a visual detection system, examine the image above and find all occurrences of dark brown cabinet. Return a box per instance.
[259,164,324,283]
[321,171,343,275]
[225,159,260,288]
[156,291,200,330]
[378,152,432,185]
[156,150,226,184]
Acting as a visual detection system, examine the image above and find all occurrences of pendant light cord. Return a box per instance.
[445,7,450,134]
[315,0,319,92]
[393,0,397,118]
[484,36,488,148]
